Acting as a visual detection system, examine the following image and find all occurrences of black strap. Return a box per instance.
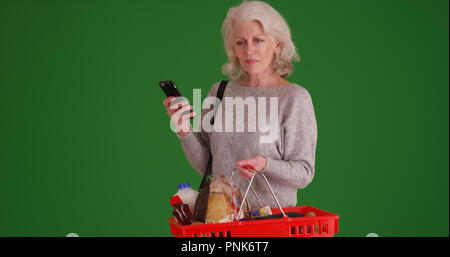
[198,80,228,190]
[210,80,228,125]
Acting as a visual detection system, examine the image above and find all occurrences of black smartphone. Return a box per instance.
[159,80,193,118]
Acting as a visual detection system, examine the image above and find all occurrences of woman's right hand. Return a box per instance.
[162,96,196,136]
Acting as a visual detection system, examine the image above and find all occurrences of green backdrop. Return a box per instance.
[0,0,448,237]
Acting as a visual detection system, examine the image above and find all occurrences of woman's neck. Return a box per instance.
[237,73,289,87]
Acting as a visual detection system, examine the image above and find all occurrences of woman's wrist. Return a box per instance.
[176,129,193,137]
[177,131,190,137]
[176,123,193,137]
[260,156,269,172]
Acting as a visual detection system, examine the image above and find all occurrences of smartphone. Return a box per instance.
[159,80,193,118]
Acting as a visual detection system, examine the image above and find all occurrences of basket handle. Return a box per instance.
[231,169,263,208]
[233,167,287,221]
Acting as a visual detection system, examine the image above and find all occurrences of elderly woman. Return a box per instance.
[162,0,317,211]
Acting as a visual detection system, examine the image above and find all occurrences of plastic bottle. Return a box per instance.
[174,183,199,214]
[170,195,196,225]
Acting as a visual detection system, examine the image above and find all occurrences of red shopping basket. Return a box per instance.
[169,168,339,237]
[169,205,339,237]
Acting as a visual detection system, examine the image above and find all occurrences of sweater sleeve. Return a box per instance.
[261,87,318,189]
[175,82,220,176]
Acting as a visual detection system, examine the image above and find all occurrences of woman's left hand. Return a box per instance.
[236,156,267,178]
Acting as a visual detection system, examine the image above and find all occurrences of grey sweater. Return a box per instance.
[176,80,317,211]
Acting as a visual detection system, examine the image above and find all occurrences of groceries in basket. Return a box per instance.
[250,205,272,219]
[305,211,320,232]
[205,175,251,224]
[168,166,341,236]
[247,206,305,221]
[169,168,312,226]
[173,183,199,215]
[253,212,304,220]
[170,195,196,225]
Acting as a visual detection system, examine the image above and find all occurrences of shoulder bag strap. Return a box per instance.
[198,80,228,190]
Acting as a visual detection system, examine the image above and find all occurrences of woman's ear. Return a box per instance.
[274,42,282,55]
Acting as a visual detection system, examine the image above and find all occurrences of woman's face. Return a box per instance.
[232,20,281,76]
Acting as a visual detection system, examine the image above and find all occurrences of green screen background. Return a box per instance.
[0,0,448,237]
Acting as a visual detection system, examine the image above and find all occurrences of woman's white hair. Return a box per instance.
[221,0,300,80]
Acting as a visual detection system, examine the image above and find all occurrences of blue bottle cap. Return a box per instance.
[178,183,190,189]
